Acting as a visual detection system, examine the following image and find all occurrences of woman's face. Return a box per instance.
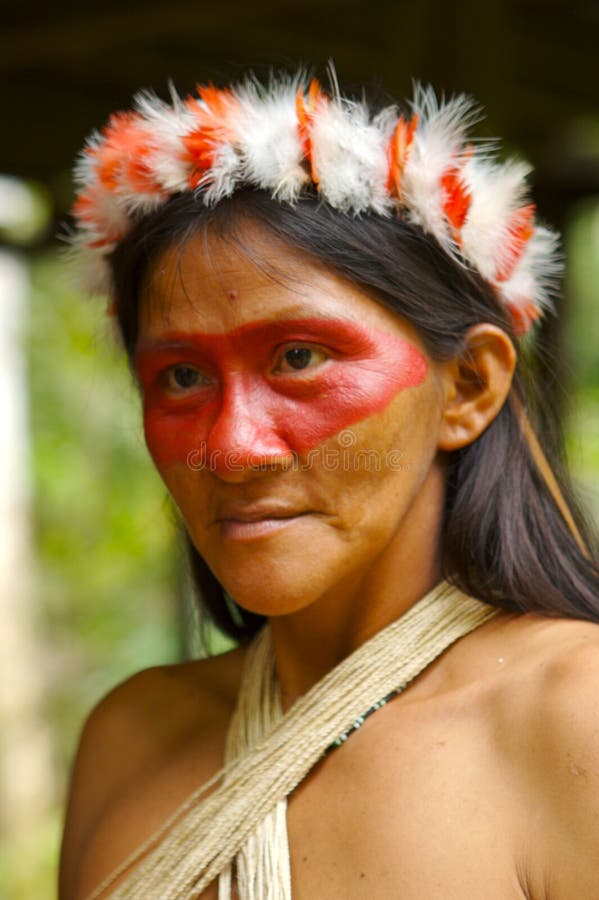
[135,225,448,616]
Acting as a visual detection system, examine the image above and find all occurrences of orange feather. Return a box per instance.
[387,114,417,197]
[93,112,160,195]
[495,204,536,282]
[441,164,472,235]
[183,86,239,187]
[507,298,542,337]
[296,78,326,185]
[72,188,126,247]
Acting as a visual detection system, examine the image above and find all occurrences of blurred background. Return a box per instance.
[1,0,598,895]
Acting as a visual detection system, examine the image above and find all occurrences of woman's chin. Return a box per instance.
[219,570,324,618]
[209,550,336,618]
[197,516,341,616]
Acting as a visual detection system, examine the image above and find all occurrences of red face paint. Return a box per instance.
[135,317,428,473]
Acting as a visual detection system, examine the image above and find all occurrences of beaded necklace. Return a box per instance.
[325,688,401,753]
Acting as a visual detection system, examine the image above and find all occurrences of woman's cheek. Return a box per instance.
[142,405,214,469]
[272,346,429,453]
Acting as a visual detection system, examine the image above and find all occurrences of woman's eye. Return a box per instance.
[162,365,211,392]
[274,345,329,374]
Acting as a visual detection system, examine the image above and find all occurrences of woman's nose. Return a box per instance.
[204,374,293,480]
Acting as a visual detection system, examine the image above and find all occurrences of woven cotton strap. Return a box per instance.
[218,634,291,900]
[90,581,499,898]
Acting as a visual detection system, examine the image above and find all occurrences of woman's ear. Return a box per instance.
[437,323,516,451]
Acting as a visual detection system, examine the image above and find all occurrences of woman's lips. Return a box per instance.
[219,515,308,541]
[214,504,311,541]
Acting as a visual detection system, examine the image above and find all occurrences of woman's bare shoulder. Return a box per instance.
[491,612,599,898]
[516,612,599,767]
[59,646,247,898]
[71,646,247,790]
[498,610,599,704]
[491,611,599,743]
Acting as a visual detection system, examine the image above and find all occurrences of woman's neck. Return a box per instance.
[269,465,446,711]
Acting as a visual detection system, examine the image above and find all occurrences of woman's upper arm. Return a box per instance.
[58,650,242,898]
[58,667,167,899]
[525,633,599,899]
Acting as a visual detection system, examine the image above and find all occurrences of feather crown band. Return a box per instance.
[71,71,560,335]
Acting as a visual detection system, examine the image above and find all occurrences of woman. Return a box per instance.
[59,71,599,899]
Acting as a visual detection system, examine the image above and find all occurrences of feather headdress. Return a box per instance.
[71,70,560,335]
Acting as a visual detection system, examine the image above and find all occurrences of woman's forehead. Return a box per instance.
[139,228,420,343]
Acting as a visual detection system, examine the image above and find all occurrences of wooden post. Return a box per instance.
[0,249,54,863]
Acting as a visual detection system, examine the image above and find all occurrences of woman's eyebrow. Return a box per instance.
[135,314,370,352]
[135,337,202,354]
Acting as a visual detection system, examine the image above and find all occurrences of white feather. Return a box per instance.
[73,133,103,189]
[78,185,131,246]
[133,90,197,193]
[460,157,531,280]
[310,97,390,214]
[234,79,308,202]
[181,89,249,203]
[498,225,561,312]
[118,190,165,217]
[200,143,243,204]
[410,83,481,139]
[373,105,400,140]
[402,88,478,252]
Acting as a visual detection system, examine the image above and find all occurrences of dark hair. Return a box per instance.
[109,189,599,641]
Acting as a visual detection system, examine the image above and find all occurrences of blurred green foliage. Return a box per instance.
[27,252,182,768]
[0,251,182,899]
[566,199,599,520]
